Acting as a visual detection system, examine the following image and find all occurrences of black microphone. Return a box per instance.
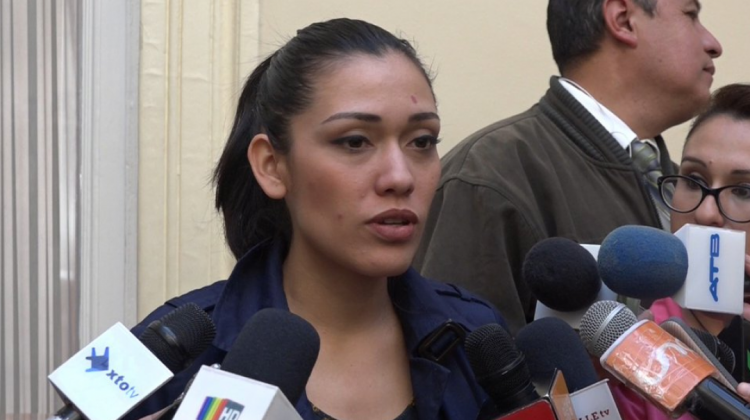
[465,324,579,419]
[138,303,217,373]
[161,308,320,419]
[221,308,320,405]
[580,301,750,420]
[523,237,601,312]
[49,303,216,420]
[515,317,621,420]
[465,324,538,415]
[515,317,598,392]
[690,326,736,374]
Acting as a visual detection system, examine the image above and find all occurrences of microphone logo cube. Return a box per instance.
[173,365,303,420]
[673,224,745,315]
[48,323,173,420]
[197,397,245,420]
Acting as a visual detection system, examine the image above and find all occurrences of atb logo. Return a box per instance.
[709,234,720,302]
[197,397,245,420]
[85,347,140,399]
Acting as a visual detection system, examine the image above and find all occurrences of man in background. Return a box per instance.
[415,0,722,334]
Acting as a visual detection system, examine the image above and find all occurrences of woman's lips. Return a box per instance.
[367,209,418,242]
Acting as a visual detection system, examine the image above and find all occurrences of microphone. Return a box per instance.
[465,324,577,419]
[717,316,750,384]
[580,301,750,420]
[597,225,688,301]
[672,224,746,315]
[169,308,320,420]
[137,303,217,374]
[691,326,737,374]
[515,317,622,420]
[48,303,216,420]
[660,317,738,389]
[515,317,598,392]
[525,239,617,329]
[523,237,601,312]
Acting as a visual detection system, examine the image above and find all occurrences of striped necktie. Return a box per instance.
[630,139,670,230]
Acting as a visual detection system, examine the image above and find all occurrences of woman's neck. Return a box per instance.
[282,242,414,420]
[683,308,733,336]
[281,243,396,335]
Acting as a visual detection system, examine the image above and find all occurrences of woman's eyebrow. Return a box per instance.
[681,156,707,167]
[322,112,380,124]
[321,111,440,125]
[409,112,440,122]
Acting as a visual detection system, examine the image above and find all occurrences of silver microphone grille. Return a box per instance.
[579,300,638,357]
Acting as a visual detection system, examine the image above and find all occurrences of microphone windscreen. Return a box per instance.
[515,317,599,392]
[598,225,688,300]
[522,237,601,311]
[138,302,217,373]
[691,327,737,374]
[465,324,535,411]
[579,301,638,357]
[221,308,320,405]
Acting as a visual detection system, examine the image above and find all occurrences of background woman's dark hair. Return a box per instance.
[687,83,750,141]
[213,18,434,259]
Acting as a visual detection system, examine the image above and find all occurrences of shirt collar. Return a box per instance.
[559,78,638,150]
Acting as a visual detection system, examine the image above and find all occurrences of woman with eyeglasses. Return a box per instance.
[651,84,750,337]
[612,83,750,419]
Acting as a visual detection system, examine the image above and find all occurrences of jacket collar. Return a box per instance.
[211,238,479,420]
[213,238,470,354]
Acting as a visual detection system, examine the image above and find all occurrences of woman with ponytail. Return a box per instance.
[128,18,506,420]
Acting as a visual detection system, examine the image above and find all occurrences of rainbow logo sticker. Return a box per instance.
[196,396,245,420]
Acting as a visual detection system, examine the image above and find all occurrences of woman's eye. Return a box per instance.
[731,186,750,200]
[333,136,368,149]
[685,175,707,190]
[412,135,440,149]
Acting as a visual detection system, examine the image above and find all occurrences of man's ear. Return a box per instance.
[247,134,288,199]
[602,0,639,48]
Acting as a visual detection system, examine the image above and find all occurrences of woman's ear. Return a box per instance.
[247,134,288,199]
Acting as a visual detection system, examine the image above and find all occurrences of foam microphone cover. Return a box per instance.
[465,324,537,413]
[515,317,599,392]
[523,237,601,311]
[138,302,217,372]
[598,225,688,300]
[221,308,320,405]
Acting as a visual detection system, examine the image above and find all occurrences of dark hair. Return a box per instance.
[547,0,657,74]
[687,83,750,140]
[213,18,434,259]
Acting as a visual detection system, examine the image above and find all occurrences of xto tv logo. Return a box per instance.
[197,397,245,420]
[709,234,720,302]
[85,347,140,399]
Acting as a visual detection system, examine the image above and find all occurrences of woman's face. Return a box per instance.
[277,52,440,279]
[670,114,750,253]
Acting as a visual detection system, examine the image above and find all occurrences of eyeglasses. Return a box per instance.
[657,175,750,223]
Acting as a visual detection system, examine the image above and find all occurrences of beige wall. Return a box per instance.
[138,0,750,318]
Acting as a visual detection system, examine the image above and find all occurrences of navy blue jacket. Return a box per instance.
[126,239,507,420]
